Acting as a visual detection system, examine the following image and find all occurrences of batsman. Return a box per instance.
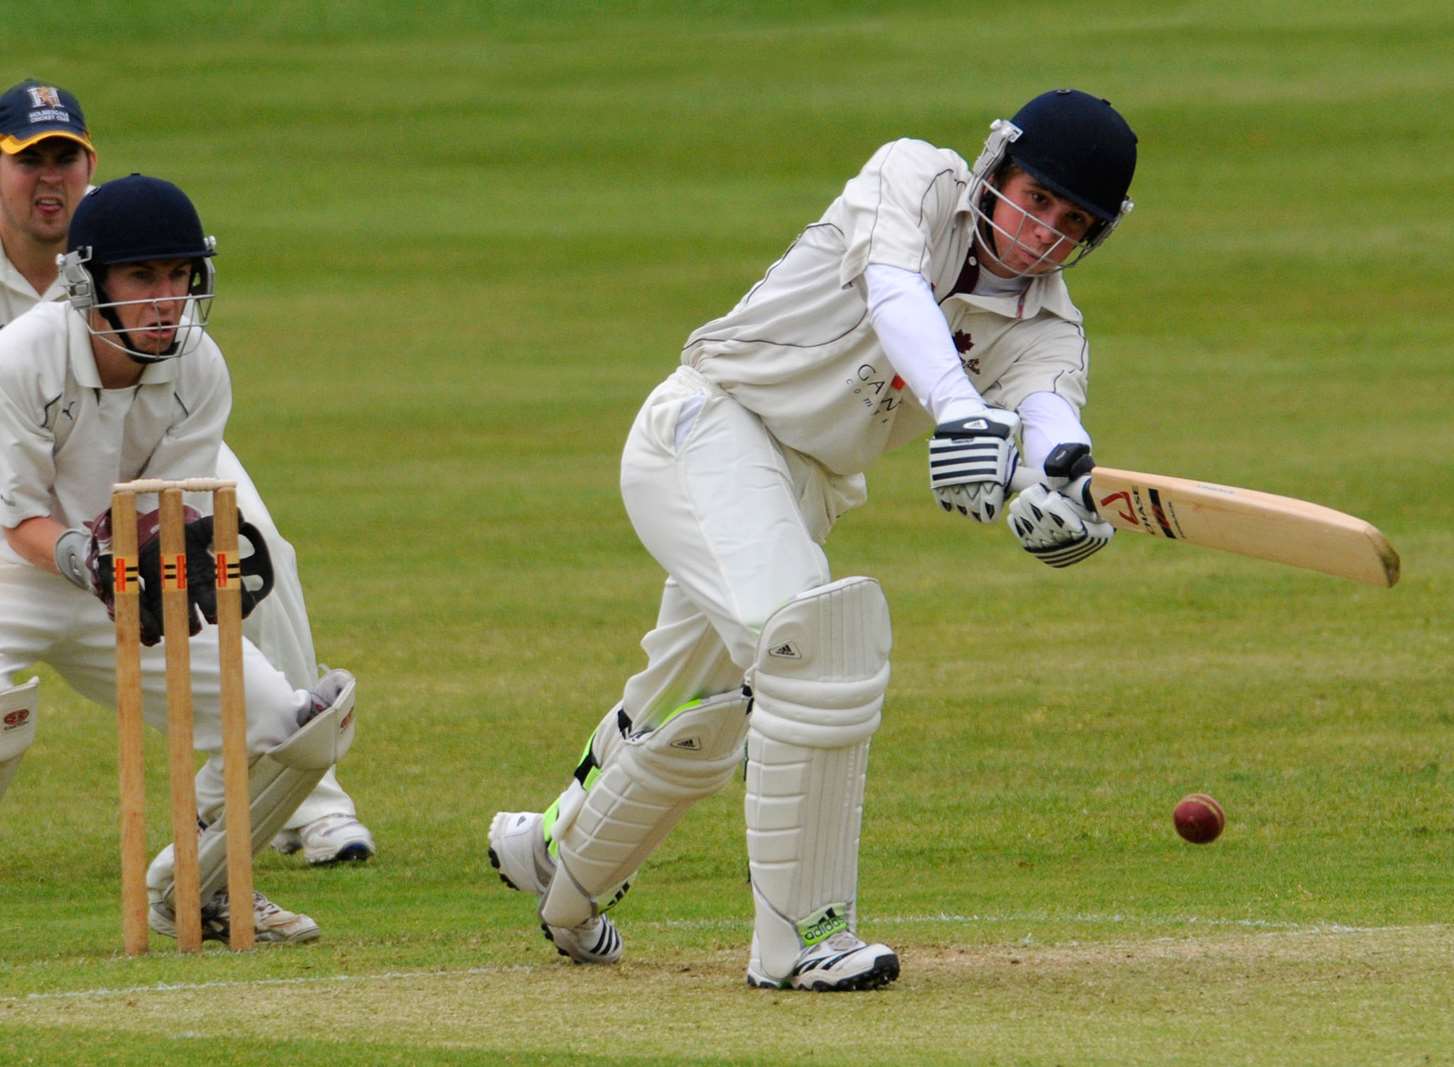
[490,89,1138,989]
[0,173,358,943]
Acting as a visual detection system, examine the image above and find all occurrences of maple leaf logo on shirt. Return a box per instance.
[953,331,980,375]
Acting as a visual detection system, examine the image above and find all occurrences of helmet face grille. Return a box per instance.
[60,175,216,363]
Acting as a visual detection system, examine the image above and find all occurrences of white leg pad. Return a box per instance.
[745,577,891,982]
[0,678,39,804]
[153,676,357,908]
[540,688,751,929]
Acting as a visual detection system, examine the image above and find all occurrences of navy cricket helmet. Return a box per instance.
[60,174,217,362]
[1005,89,1137,223]
[67,174,215,266]
[967,89,1138,275]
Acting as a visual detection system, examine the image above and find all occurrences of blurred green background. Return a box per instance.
[2,3,1451,1064]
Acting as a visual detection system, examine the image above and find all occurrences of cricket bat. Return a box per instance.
[1009,465,1400,587]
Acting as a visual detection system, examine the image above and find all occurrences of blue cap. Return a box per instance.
[0,79,94,155]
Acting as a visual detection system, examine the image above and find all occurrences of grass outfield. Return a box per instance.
[3,3,1452,1064]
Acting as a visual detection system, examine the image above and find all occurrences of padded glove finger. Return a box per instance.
[184,515,276,623]
[928,410,1022,524]
[1008,484,1114,568]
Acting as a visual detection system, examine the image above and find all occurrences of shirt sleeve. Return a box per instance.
[139,341,230,485]
[0,361,58,529]
[864,264,987,424]
[838,139,967,288]
[1018,391,1091,472]
[984,317,1090,419]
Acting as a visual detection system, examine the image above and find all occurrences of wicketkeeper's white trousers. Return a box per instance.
[0,562,307,760]
[0,446,354,829]
[211,445,356,826]
[616,366,864,726]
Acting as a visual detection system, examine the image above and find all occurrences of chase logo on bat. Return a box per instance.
[1082,464,1399,587]
[1101,486,1185,540]
[1099,489,1137,526]
[1145,488,1181,539]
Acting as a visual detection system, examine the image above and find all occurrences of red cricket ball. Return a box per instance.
[1173,793,1225,844]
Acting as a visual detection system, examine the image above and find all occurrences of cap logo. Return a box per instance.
[27,85,62,108]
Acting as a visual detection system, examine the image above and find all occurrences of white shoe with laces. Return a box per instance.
[272,813,376,864]
[488,809,624,965]
[149,889,320,945]
[747,931,900,991]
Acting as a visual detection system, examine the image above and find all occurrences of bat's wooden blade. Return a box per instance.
[1086,466,1400,587]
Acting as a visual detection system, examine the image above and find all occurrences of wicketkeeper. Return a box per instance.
[0,77,374,866]
[490,89,1137,990]
[0,174,358,943]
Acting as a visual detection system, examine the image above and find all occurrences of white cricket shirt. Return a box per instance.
[0,242,64,327]
[682,137,1091,477]
[0,301,230,562]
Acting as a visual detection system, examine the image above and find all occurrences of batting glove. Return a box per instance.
[1008,483,1114,567]
[928,409,1021,523]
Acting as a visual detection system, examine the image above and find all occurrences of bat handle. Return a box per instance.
[1009,465,1048,494]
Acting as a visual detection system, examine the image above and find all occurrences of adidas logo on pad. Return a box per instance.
[768,642,801,659]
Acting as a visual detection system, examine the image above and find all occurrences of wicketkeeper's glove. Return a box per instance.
[82,506,275,646]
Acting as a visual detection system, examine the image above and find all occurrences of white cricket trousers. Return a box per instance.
[0,562,306,761]
[210,444,355,826]
[616,365,856,729]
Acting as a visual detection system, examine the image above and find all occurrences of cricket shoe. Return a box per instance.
[149,889,321,945]
[747,932,900,992]
[488,809,624,965]
[272,813,377,865]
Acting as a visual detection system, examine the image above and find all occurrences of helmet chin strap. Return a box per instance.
[95,287,181,363]
[976,219,1004,271]
[123,343,177,365]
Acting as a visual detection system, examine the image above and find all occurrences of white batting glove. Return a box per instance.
[1008,483,1114,567]
[928,409,1021,523]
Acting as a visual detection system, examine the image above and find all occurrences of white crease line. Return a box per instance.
[649,912,1410,934]
[7,965,533,1004]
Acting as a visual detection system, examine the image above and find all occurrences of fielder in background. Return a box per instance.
[490,88,1136,990]
[0,77,374,865]
[0,173,359,943]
